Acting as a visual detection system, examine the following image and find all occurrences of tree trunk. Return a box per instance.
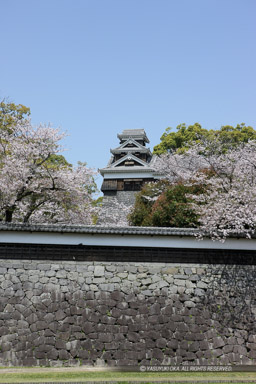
[5,208,14,222]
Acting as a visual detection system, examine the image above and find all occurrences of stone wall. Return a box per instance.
[98,191,137,224]
[0,259,256,367]
[103,191,137,206]
[115,191,137,206]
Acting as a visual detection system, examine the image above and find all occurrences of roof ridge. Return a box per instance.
[0,222,198,236]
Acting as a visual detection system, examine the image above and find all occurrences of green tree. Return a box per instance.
[149,184,201,227]
[129,181,202,228]
[128,181,166,226]
[153,123,256,154]
[217,124,256,145]
[153,123,211,154]
[0,99,30,133]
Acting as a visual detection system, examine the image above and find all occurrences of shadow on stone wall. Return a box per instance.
[201,265,256,331]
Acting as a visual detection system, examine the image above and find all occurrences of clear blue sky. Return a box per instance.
[1,0,255,190]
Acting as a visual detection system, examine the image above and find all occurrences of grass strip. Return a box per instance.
[2,381,256,384]
[0,370,256,383]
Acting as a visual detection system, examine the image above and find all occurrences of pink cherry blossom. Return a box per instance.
[154,141,256,241]
[0,119,96,224]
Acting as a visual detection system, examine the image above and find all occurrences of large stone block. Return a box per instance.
[213,336,225,349]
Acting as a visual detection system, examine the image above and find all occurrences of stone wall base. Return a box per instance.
[0,260,256,366]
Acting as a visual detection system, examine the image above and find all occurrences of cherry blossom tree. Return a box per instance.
[97,196,133,226]
[0,119,96,224]
[154,140,256,241]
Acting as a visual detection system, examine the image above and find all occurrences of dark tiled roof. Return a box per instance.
[121,129,146,135]
[0,223,198,236]
[0,223,255,240]
[117,129,150,143]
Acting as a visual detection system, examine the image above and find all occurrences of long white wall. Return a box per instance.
[1,230,256,250]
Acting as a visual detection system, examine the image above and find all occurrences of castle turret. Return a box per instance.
[99,129,160,205]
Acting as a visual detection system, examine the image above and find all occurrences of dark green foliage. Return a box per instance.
[129,181,202,228]
[150,184,200,227]
[128,181,166,226]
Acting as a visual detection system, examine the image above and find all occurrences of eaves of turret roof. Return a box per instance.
[110,147,151,155]
[99,165,158,175]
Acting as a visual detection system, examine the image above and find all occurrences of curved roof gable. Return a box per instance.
[110,138,151,155]
[107,153,149,169]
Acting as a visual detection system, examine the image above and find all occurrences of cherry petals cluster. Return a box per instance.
[0,120,96,224]
[154,141,256,241]
[97,197,132,227]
